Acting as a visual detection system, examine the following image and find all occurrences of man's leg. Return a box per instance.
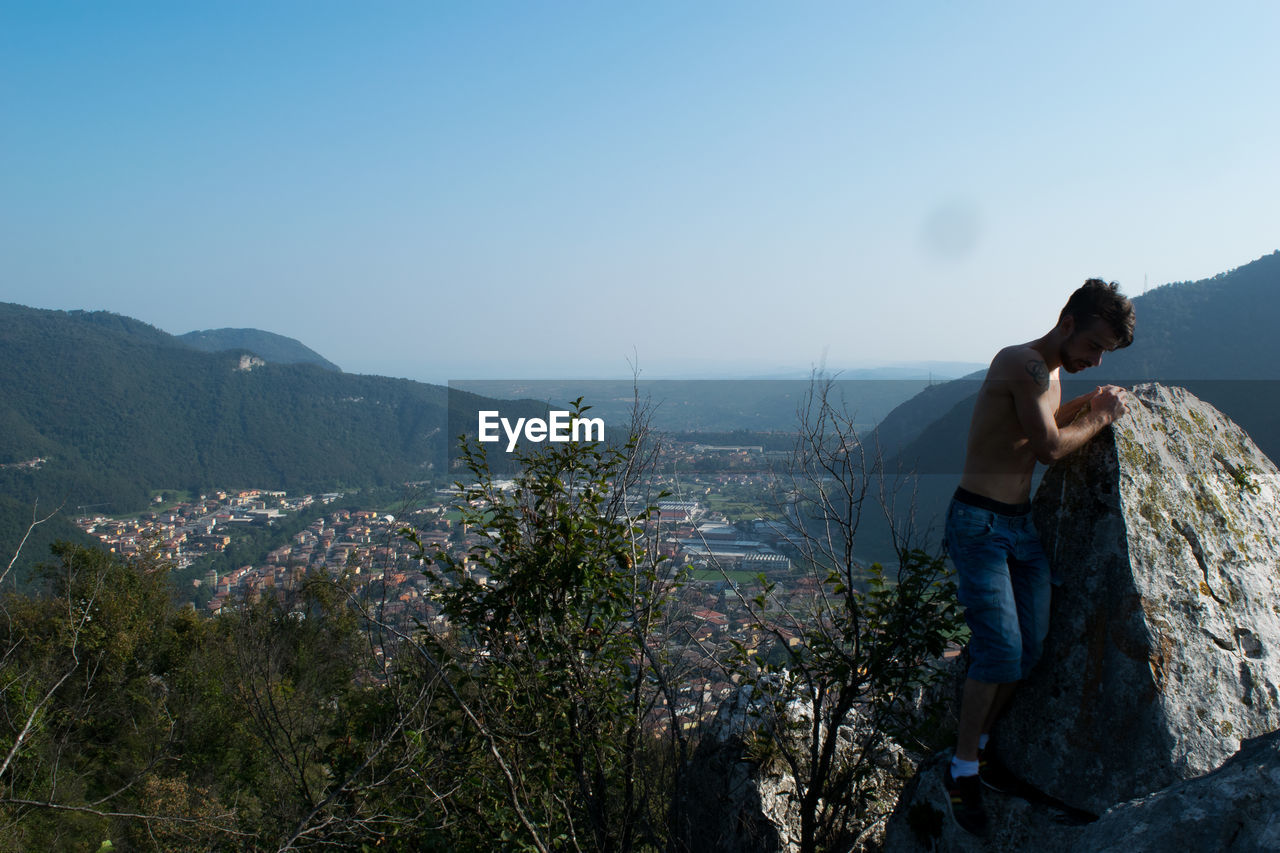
[1009,523,1052,683]
[951,558,1023,763]
[975,525,1052,792]
[982,682,1018,738]
[957,680,1016,760]
[947,676,995,836]
[974,682,1023,793]
[956,678,1000,762]
[943,500,1021,836]
[947,567,1020,836]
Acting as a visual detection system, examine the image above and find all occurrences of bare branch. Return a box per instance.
[1,499,62,588]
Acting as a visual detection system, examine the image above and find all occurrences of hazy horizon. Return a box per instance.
[4,2,1277,383]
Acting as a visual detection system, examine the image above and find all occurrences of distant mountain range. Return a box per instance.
[4,249,1277,572]
[0,304,550,576]
[179,328,342,372]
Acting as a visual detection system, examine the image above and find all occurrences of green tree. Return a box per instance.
[404,398,680,852]
[0,538,242,850]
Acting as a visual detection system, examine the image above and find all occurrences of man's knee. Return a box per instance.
[970,655,1023,684]
[962,594,1024,684]
[968,632,1023,684]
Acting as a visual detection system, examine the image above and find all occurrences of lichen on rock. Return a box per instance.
[999,383,1280,814]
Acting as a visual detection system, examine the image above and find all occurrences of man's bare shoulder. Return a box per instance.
[989,344,1051,392]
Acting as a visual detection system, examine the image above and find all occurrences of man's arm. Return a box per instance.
[1013,359,1127,464]
[1055,388,1100,427]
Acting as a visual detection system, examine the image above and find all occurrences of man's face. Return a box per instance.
[1059,317,1120,373]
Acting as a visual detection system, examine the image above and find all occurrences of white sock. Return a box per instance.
[951,755,979,778]
[978,733,990,751]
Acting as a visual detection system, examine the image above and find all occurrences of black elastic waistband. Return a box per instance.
[954,487,1031,516]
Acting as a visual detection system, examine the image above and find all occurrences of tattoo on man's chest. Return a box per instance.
[1025,359,1050,391]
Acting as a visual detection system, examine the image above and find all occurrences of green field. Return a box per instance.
[689,568,764,584]
[702,494,784,519]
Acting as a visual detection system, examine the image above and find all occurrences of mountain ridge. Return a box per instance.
[4,248,1277,569]
[179,327,342,372]
[0,302,546,556]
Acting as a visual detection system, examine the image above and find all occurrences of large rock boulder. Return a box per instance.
[880,750,1086,853]
[1069,728,1280,851]
[881,728,1280,853]
[675,686,805,853]
[999,383,1280,814]
[675,683,911,853]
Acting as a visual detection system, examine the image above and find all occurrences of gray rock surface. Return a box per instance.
[880,749,1086,853]
[999,383,1280,814]
[676,684,910,853]
[882,383,1280,850]
[881,728,1280,853]
[676,686,804,853]
[1069,728,1280,851]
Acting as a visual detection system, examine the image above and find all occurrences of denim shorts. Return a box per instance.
[944,492,1051,684]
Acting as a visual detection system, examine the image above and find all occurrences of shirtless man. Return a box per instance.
[943,279,1135,836]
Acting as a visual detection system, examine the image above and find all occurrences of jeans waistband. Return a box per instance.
[954,486,1032,516]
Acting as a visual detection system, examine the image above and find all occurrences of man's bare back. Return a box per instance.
[959,327,1129,505]
[960,344,1061,504]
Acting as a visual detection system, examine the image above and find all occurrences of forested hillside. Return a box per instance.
[1,303,435,507]
[0,303,543,573]
[1102,250,1280,381]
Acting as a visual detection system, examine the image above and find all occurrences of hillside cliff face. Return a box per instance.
[179,327,342,372]
[882,384,1280,850]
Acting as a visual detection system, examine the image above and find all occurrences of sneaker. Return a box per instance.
[978,747,1020,794]
[943,762,987,837]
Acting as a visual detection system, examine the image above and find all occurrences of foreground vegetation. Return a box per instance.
[0,392,961,852]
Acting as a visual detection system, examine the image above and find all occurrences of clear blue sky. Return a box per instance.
[3,1,1277,382]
